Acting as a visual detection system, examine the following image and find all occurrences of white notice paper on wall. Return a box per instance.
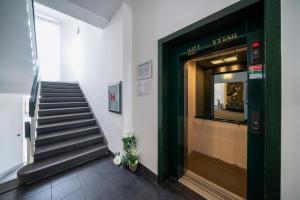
[137,60,152,80]
[137,79,152,97]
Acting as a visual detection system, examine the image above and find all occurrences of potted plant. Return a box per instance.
[121,135,138,172]
[127,151,138,172]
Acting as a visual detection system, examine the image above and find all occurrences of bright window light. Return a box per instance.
[211,59,224,65]
[224,56,238,62]
[36,17,60,81]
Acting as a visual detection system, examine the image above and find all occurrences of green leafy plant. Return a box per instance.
[121,135,138,170]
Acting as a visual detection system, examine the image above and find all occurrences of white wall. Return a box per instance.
[0,0,35,177]
[131,0,239,174]
[0,0,36,93]
[60,21,85,81]
[36,17,61,81]
[59,3,133,154]
[0,94,24,174]
[281,0,300,199]
[55,0,239,176]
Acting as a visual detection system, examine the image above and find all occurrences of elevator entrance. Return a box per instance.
[181,45,249,199]
[157,1,282,199]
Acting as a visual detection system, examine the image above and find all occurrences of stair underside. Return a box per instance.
[18,81,108,184]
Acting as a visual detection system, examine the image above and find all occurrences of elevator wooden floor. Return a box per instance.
[187,151,246,198]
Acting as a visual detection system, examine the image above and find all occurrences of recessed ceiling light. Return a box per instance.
[211,59,224,65]
[224,56,238,62]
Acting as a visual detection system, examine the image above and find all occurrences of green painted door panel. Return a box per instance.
[246,19,265,200]
[158,1,281,199]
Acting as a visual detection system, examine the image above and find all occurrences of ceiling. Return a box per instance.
[35,0,129,28]
[68,0,125,20]
[194,47,247,69]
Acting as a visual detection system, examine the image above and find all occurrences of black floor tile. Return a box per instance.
[0,157,204,200]
[50,169,78,186]
[62,189,86,200]
[82,181,120,200]
[24,188,52,200]
[0,179,51,200]
[77,170,103,187]
[52,176,81,200]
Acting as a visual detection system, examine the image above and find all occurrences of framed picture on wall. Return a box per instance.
[108,81,122,114]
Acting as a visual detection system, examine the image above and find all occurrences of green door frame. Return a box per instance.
[158,0,281,199]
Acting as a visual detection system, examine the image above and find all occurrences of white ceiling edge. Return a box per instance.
[35,0,109,29]
[123,0,134,9]
[34,2,75,24]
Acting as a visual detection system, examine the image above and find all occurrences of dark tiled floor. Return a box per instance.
[0,156,205,200]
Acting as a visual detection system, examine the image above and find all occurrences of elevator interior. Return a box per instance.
[184,45,248,198]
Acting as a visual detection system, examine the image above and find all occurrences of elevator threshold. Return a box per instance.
[179,170,245,200]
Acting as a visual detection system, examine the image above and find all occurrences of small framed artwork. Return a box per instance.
[137,60,152,80]
[108,81,122,114]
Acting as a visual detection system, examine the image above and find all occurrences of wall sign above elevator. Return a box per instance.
[187,44,201,55]
[212,33,238,45]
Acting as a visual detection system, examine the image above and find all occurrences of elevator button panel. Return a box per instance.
[250,111,261,134]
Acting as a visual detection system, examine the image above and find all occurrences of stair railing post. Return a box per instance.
[30,80,40,161]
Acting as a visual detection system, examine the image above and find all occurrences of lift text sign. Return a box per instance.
[212,33,238,45]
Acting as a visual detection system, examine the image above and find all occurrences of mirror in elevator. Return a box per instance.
[192,46,247,123]
[214,72,247,122]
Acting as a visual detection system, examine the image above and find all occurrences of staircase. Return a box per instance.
[18,81,108,184]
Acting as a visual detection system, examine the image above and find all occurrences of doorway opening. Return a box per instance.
[182,46,248,199]
[35,13,60,81]
[158,1,281,200]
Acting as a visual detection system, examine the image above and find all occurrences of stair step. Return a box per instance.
[40,93,84,97]
[17,81,108,185]
[38,107,90,117]
[40,97,86,103]
[36,126,100,146]
[34,134,103,161]
[37,119,96,134]
[41,84,80,89]
[40,88,82,94]
[39,102,88,109]
[38,112,93,125]
[18,144,108,184]
[41,81,79,86]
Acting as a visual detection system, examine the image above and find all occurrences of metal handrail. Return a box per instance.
[29,71,39,117]
[28,0,39,118]
[27,0,39,161]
